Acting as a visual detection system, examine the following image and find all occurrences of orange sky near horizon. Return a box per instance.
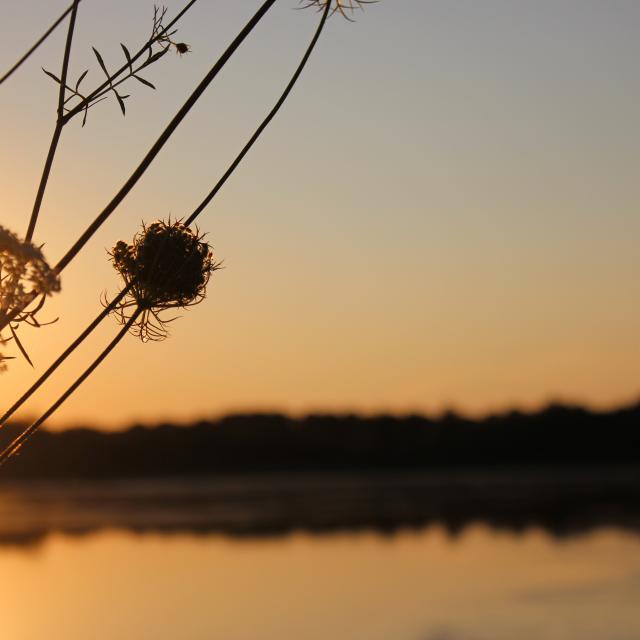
[1,0,639,429]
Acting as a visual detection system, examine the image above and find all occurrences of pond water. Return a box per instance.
[0,473,638,640]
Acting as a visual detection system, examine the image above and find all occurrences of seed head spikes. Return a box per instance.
[108,219,220,342]
[299,0,377,21]
[0,225,61,369]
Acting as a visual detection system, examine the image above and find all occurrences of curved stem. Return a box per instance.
[26,123,63,242]
[0,307,142,467]
[0,285,130,431]
[186,0,331,226]
[25,0,81,243]
[0,1,80,88]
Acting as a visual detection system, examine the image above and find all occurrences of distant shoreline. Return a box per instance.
[1,402,639,479]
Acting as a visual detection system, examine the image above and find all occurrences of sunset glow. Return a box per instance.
[1,0,639,428]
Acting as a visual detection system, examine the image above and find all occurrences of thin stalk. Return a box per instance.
[0,0,277,334]
[26,124,63,242]
[0,286,130,430]
[186,0,331,225]
[0,307,142,466]
[62,0,199,124]
[25,0,81,243]
[0,1,80,88]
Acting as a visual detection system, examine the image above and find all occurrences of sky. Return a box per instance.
[0,0,639,429]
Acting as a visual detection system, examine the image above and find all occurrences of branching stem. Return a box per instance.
[24,0,201,242]
[25,0,81,243]
[62,0,199,124]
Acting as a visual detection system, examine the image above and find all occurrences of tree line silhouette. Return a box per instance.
[1,401,639,478]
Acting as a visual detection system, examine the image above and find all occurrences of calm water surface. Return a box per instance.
[0,475,638,640]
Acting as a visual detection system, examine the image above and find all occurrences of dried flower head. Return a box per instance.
[108,219,220,342]
[0,225,61,368]
[299,0,377,21]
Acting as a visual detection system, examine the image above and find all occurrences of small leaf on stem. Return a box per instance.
[9,325,33,367]
[121,43,133,72]
[92,47,110,79]
[42,68,62,84]
[142,47,169,67]
[114,91,126,116]
[133,75,156,89]
[75,69,88,92]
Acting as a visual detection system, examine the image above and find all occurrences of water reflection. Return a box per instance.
[1,472,640,639]
[0,469,639,547]
[0,525,639,640]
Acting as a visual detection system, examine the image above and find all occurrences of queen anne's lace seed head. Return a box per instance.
[108,219,220,342]
[299,0,377,21]
[0,225,61,370]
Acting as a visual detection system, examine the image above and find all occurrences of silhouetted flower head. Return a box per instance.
[299,0,377,20]
[0,225,61,369]
[109,219,220,341]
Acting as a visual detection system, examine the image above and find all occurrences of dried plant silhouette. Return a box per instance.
[299,0,377,21]
[0,0,374,466]
[108,220,220,342]
[0,225,61,368]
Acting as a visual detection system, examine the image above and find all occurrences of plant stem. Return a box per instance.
[0,286,130,431]
[187,0,331,225]
[0,307,142,467]
[25,0,81,243]
[62,0,199,124]
[0,1,81,88]
[26,123,62,242]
